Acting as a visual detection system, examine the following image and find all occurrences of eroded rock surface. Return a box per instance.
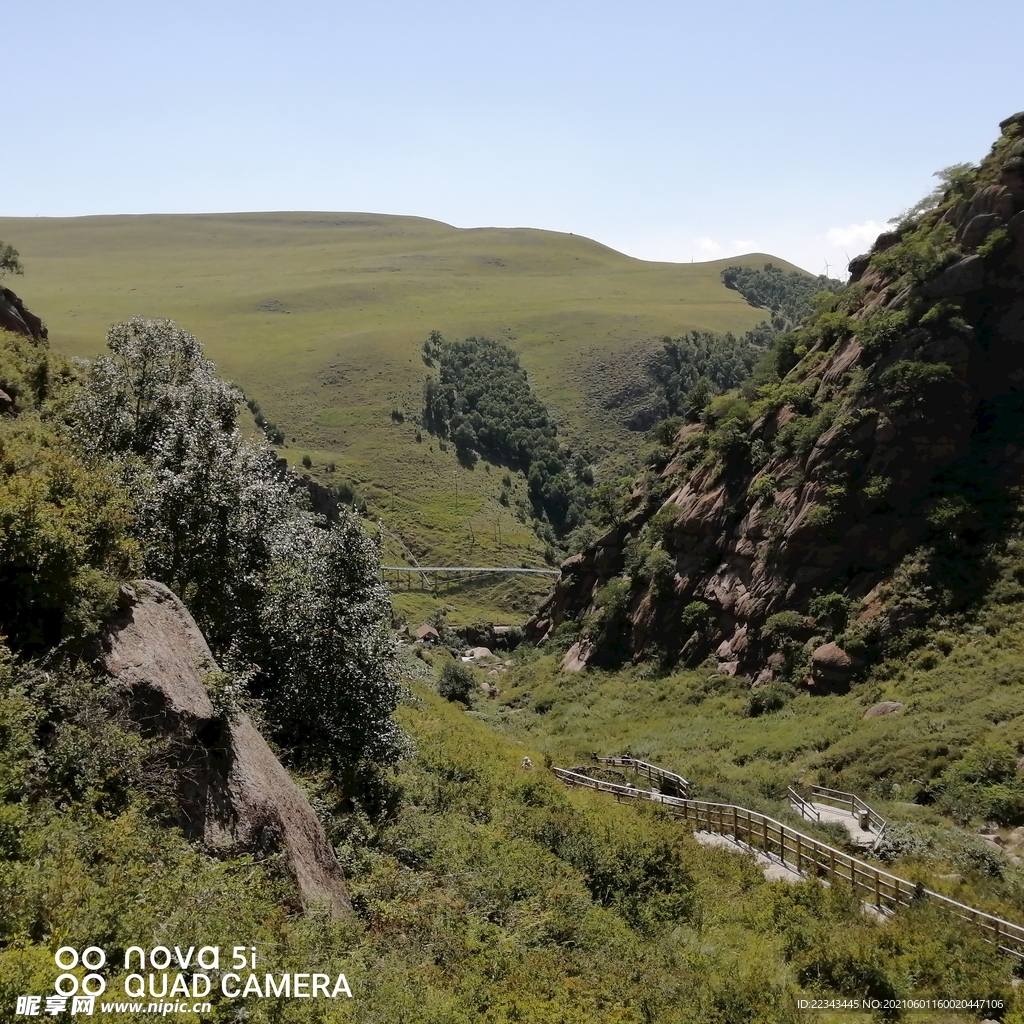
[0,286,47,341]
[864,701,904,719]
[102,580,350,917]
[528,114,1024,679]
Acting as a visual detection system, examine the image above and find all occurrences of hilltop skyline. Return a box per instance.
[7,0,1023,274]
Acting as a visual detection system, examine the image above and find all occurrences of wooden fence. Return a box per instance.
[787,786,820,823]
[591,755,690,797]
[553,765,1024,959]
[811,783,888,837]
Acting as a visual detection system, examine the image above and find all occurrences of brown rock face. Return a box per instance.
[0,286,47,342]
[809,643,856,691]
[529,115,1024,679]
[102,580,350,917]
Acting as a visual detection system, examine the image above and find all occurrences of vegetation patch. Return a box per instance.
[423,333,592,537]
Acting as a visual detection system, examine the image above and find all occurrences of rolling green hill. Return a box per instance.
[0,212,789,622]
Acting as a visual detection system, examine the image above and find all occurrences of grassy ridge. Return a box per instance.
[0,212,786,622]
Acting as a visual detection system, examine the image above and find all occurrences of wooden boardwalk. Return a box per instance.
[789,784,887,849]
[554,757,1024,960]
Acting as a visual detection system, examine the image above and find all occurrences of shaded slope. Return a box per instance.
[531,113,1024,680]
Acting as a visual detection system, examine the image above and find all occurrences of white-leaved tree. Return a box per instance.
[75,317,401,773]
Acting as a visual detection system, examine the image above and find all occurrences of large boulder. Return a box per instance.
[864,700,903,719]
[102,580,350,917]
[561,640,593,672]
[809,642,856,690]
[0,286,47,342]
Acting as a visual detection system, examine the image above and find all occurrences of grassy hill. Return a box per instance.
[0,212,787,622]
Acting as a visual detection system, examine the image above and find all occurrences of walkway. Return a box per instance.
[789,784,887,849]
[555,757,1024,960]
[693,830,804,883]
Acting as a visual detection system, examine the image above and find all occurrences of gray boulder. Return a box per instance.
[864,700,903,719]
[102,580,350,917]
[810,642,856,690]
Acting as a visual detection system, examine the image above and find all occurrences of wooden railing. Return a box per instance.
[811,784,887,838]
[592,755,690,797]
[553,765,1024,959]
[788,786,821,823]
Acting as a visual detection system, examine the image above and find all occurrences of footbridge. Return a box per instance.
[554,756,1024,960]
[381,564,560,589]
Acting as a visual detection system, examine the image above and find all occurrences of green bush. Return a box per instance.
[0,335,137,652]
[762,611,811,642]
[808,592,851,635]
[855,309,910,357]
[437,660,475,704]
[771,402,837,459]
[870,220,961,285]
[587,578,634,667]
[747,683,794,717]
[679,600,712,636]
[934,742,1024,825]
[752,379,818,418]
[642,548,676,595]
[879,359,954,396]
[747,474,776,503]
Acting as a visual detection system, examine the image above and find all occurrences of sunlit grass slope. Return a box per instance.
[478,592,1024,927]
[0,212,785,622]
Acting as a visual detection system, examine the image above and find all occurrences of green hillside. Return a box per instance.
[0,212,785,622]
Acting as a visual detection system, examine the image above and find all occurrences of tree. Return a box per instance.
[74,317,401,773]
[0,240,24,278]
[437,660,474,704]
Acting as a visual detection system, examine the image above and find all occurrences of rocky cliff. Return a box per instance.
[0,286,47,342]
[529,113,1024,687]
[103,580,351,917]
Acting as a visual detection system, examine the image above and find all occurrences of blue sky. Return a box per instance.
[7,0,1023,274]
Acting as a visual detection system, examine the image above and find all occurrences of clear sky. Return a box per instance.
[6,0,1023,274]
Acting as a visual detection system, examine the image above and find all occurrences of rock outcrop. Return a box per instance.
[102,580,350,917]
[0,286,47,342]
[809,642,856,691]
[528,114,1024,681]
[864,701,904,719]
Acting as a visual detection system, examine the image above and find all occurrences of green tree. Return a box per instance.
[422,334,591,534]
[74,317,401,773]
[437,660,475,704]
[0,240,24,279]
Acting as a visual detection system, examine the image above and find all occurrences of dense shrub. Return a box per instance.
[870,220,961,285]
[933,743,1024,825]
[587,578,634,667]
[650,331,762,419]
[722,263,841,322]
[437,660,475,704]
[0,332,137,651]
[855,309,910,356]
[747,683,794,717]
[878,359,955,410]
[73,317,401,773]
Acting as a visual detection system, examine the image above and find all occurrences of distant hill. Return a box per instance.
[0,211,794,620]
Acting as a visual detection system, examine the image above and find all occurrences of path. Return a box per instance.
[693,830,804,883]
[555,757,1024,960]
[789,784,887,849]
